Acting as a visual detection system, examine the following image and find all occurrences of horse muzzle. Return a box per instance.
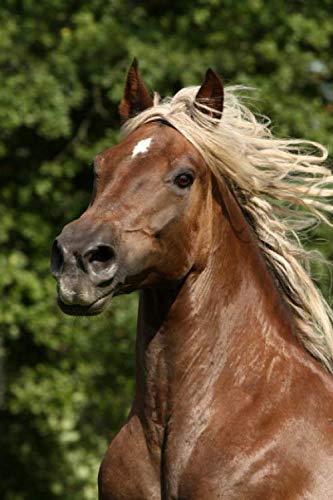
[50,222,120,315]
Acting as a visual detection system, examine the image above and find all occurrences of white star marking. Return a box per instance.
[131,137,152,158]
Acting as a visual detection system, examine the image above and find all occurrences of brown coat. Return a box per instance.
[51,62,333,499]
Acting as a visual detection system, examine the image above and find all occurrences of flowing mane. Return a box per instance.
[122,84,333,373]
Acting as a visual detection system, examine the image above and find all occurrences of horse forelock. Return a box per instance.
[122,84,333,374]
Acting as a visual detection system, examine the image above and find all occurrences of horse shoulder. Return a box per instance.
[176,359,333,498]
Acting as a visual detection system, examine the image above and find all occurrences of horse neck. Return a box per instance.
[133,180,296,437]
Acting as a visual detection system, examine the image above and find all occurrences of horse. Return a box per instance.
[51,59,333,499]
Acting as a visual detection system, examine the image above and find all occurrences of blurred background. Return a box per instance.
[1,1,333,498]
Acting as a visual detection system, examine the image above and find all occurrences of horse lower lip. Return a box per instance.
[57,293,112,316]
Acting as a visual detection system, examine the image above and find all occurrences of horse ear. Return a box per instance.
[119,58,154,121]
[195,69,224,119]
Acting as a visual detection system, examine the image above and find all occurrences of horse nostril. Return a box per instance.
[87,245,115,264]
[84,245,116,277]
[50,239,64,277]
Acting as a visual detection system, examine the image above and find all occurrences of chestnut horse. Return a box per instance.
[51,60,333,498]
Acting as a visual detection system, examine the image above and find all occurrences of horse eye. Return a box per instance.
[174,173,194,189]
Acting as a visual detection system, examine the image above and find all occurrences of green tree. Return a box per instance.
[1,1,332,498]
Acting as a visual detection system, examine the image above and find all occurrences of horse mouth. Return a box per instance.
[57,292,112,316]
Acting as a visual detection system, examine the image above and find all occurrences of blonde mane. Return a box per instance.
[122,85,333,373]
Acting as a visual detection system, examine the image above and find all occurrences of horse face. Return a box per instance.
[51,121,210,315]
[51,60,224,315]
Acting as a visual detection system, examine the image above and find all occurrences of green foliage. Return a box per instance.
[0,1,332,498]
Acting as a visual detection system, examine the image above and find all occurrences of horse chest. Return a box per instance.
[98,416,160,499]
[98,414,205,499]
[98,409,333,500]
[98,425,244,500]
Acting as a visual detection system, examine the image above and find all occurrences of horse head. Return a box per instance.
[51,60,224,316]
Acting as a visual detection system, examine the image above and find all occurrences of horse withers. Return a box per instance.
[51,60,333,499]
